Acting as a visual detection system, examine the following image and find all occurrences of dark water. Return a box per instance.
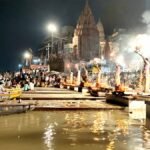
[0,110,150,150]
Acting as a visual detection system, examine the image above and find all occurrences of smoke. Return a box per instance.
[142,11,150,24]
[142,10,150,33]
[111,11,150,70]
[112,32,139,68]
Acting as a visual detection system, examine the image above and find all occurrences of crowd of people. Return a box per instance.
[0,69,62,93]
[0,67,141,94]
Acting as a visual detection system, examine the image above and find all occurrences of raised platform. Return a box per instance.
[106,93,150,106]
[106,93,150,119]
[20,87,105,100]
[19,87,124,110]
[106,94,135,106]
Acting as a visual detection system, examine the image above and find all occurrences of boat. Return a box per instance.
[0,88,22,101]
[0,88,36,115]
[0,103,35,115]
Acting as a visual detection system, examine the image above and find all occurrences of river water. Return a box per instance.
[0,110,150,150]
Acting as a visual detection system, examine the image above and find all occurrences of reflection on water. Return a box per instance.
[0,110,150,150]
[43,124,54,150]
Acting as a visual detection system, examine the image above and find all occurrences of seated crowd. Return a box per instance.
[0,70,62,93]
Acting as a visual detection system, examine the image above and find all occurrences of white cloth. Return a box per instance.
[29,82,34,90]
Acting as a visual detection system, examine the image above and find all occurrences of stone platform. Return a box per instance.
[20,87,123,110]
[20,87,105,100]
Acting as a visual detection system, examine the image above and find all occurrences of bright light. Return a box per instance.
[47,23,57,33]
[131,34,150,57]
[116,55,125,67]
[110,52,115,57]
[89,60,94,64]
[66,63,70,68]
[18,64,22,68]
[75,64,78,69]
[94,58,101,64]
[101,56,104,60]
[33,58,41,64]
[24,52,31,59]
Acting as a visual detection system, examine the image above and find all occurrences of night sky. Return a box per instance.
[0,0,147,71]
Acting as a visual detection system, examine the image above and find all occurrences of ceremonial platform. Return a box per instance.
[19,87,123,110]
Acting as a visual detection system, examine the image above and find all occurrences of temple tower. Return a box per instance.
[97,19,105,41]
[72,1,100,61]
[97,19,106,58]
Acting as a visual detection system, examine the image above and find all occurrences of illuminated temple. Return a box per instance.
[72,1,100,61]
[38,1,112,71]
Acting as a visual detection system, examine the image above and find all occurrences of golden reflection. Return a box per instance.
[90,112,105,134]
[116,120,129,135]
[106,140,115,150]
[43,124,55,150]
[0,111,150,150]
[64,112,90,130]
[105,119,129,150]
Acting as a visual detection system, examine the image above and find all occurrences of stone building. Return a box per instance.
[38,39,64,71]
[72,1,100,61]
[37,26,74,71]
[37,1,122,72]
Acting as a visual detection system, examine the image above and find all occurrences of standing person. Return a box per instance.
[142,58,150,92]
[135,48,150,92]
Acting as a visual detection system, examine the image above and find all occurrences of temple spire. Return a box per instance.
[83,0,92,15]
[72,0,99,60]
[77,0,95,27]
[85,0,89,7]
[97,18,105,41]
